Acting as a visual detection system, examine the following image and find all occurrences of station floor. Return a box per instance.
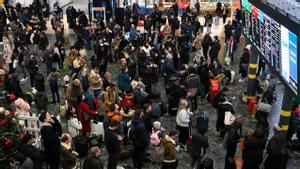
[9,4,299,168]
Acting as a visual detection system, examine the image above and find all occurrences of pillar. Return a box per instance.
[243,45,258,102]
[278,87,295,132]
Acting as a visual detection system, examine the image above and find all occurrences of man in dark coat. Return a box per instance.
[39,111,62,169]
[202,33,212,60]
[105,121,122,169]
[26,55,39,88]
[83,146,104,169]
[264,125,288,169]
[131,110,149,169]
[209,36,221,61]
[190,128,209,169]
[224,21,233,43]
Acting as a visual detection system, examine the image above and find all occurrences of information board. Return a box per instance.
[241,0,298,92]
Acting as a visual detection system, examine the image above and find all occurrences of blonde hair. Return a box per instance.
[177,99,188,114]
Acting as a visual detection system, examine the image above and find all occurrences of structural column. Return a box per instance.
[244,45,258,102]
[278,87,295,132]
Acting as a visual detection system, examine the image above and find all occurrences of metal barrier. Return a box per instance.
[18,115,40,138]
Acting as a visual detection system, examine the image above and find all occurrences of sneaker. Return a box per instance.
[20,77,28,82]
[238,78,245,83]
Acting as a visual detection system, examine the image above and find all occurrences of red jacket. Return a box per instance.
[77,101,97,132]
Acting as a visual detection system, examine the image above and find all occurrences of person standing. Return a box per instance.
[224,21,233,43]
[89,66,103,98]
[161,131,178,169]
[224,119,243,169]
[264,124,287,169]
[39,111,62,169]
[242,127,267,169]
[189,128,209,169]
[105,121,123,169]
[176,99,191,148]
[26,55,39,89]
[60,133,78,169]
[118,66,131,93]
[209,36,221,62]
[47,67,61,104]
[131,110,149,169]
[222,7,229,24]
[202,33,212,61]
[83,146,104,169]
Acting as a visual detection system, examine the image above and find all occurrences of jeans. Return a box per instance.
[51,86,60,103]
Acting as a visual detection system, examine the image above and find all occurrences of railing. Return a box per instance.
[18,115,40,138]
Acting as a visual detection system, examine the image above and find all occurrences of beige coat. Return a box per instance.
[88,70,102,90]
[103,86,119,112]
[193,34,202,50]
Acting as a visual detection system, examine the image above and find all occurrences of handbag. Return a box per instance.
[257,100,272,113]
[224,111,235,125]
[91,121,104,141]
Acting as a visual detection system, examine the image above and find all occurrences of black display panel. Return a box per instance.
[241,0,299,94]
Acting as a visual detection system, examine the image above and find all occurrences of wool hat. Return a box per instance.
[153,121,161,130]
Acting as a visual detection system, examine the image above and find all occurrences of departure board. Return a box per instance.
[241,0,298,92]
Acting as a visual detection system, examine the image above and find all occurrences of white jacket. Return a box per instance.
[68,117,82,137]
[176,109,190,127]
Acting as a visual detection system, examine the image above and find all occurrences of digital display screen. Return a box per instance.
[241,0,298,92]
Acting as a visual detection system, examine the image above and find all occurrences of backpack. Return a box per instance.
[49,75,58,87]
[150,130,161,146]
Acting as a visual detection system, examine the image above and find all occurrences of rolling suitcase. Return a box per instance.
[196,112,209,132]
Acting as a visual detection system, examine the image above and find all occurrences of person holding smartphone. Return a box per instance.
[105,121,123,169]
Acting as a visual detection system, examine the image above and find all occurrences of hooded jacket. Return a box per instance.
[162,135,177,162]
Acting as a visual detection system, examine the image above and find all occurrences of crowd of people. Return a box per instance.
[1,1,300,169]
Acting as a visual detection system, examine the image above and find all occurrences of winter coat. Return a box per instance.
[34,73,46,92]
[83,155,104,169]
[40,120,61,163]
[162,135,177,162]
[118,72,131,92]
[193,34,202,50]
[120,92,134,109]
[176,109,190,127]
[209,40,221,59]
[242,136,266,168]
[190,132,209,157]
[26,59,38,74]
[77,100,97,132]
[88,70,102,90]
[66,84,82,107]
[60,142,77,169]
[103,86,119,112]
[47,71,60,88]
[67,117,82,137]
[14,98,30,116]
[35,92,48,111]
[132,118,149,148]
[105,127,121,154]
